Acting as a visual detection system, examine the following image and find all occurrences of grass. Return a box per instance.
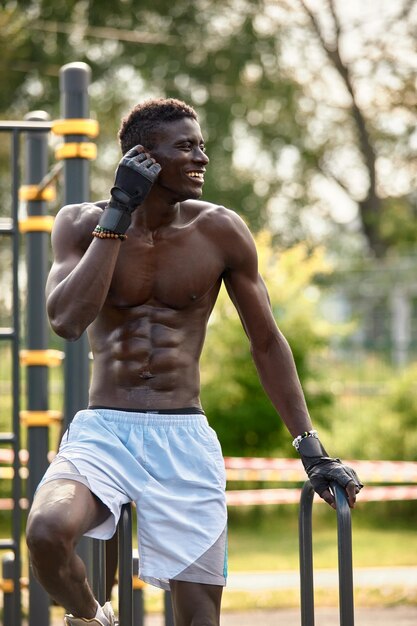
[227,504,417,571]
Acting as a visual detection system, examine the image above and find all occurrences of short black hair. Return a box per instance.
[118,98,198,154]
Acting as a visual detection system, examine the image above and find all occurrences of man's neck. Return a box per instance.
[132,200,181,232]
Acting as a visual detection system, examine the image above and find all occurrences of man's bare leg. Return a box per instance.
[169,580,222,626]
[26,479,111,618]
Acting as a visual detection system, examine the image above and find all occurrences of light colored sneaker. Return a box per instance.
[64,602,118,626]
[102,603,118,626]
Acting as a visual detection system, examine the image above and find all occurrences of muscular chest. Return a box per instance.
[109,230,224,309]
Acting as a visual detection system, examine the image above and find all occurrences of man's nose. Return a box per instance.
[194,147,209,164]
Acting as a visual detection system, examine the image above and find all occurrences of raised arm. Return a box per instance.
[45,202,121,341]
[46,145,161,341]
[221,211,362,508]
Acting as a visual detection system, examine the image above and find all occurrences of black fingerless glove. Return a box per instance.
[297,435,363,497]
[99,147,161,234]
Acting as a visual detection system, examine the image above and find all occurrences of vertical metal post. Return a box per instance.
[92,540,106,606]
[2,553,15,626]
[164,591,175,626]
[299,481,355,626]
[333,484,355,626]
[299,481,315,626]
[118,503,133,626]
[24,111,51,626]
[11,127,22,626]
[60,62,91,429]
[132,552,144,626]
[60,61,93,580]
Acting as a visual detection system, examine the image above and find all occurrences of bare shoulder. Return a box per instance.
[52,201,104,253]
[54,201,103,229]
[183,200,257,269]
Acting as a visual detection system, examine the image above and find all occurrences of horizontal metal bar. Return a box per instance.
[0,121,53,132]
[0,219,14,234]
[0,539,16,551]
[0,434,16,444]
[0,328,15,339]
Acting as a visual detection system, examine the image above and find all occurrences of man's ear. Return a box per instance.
[146,146,162,167]
[145,145,157,157]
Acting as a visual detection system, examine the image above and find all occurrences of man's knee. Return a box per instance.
[26,509,76,566]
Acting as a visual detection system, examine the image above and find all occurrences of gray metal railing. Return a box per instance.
[299,480,354,626]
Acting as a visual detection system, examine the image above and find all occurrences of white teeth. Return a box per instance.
[188,172,204,178]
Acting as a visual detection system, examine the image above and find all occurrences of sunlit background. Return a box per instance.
[0,2,417,618]
[0,1,416,457]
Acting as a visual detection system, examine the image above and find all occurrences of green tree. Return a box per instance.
[297,0,417,258]
[1,0,415,254]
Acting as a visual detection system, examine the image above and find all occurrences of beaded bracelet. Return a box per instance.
[92,225,127,241]
[292,429,318,451]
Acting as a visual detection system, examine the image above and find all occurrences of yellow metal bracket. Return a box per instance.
[20,349,64,367]
[20,410,63,427]
[19,184,56,202]
[52,118,99,138]
[55,142,97,160]
[18,215,55,234]
[0,578,14,593]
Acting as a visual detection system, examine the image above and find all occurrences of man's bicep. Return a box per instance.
[220,210,278,343]
[223,269,277,347]
[45,209,86,298]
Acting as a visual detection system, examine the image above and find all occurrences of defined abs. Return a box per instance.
[110,312,197,391]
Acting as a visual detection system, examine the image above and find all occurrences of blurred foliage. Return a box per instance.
[307,348,417,462]
[200,232,337,456]
[375,364,417,461]
[380,196,417,254]
[0,0,415,255]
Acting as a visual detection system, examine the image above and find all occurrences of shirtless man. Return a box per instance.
[26,99,362,626]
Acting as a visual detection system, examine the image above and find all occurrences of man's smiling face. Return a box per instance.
[148,117,209,202]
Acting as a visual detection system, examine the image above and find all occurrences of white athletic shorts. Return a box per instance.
[37,407,228,590]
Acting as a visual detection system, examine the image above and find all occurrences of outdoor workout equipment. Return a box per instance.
[0,113,53,626]
[0,61,97,626]
[92,503,175,626]
[299,480,354,626]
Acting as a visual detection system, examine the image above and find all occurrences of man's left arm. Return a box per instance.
[222,214,363,508]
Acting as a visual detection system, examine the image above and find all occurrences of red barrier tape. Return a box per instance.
[224,457,417,484]
[0,486,416,511]
[226,485,417,506]
[1,454,416,510]
[2,452,416,483]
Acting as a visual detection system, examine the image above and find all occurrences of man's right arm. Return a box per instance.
[46,145,161,341]
[46,202,122,341]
